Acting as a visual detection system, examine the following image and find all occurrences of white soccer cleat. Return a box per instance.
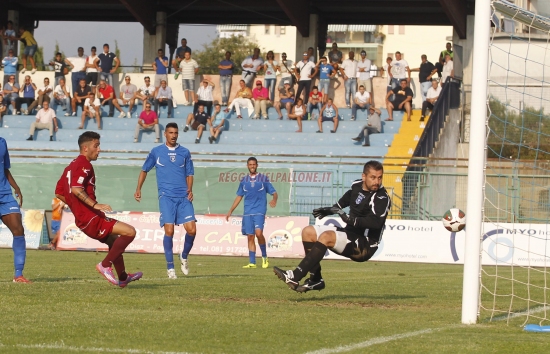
[180,258,189,275]
[167,268,177,279]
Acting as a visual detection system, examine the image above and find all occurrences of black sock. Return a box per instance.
[292,242,327,281]
[303,241,322,281]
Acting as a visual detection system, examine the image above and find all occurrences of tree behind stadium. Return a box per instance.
[193,35,262,75]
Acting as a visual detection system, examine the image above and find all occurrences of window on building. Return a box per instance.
[280,26,286,35]
[265,25,270,35]
[387,53,394,59]
[275,26,281,36]
[399,25,405,34]
[388,25,394,34]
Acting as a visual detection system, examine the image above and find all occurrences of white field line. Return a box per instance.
[489,305,550,322]
[0,275,246,284]
[0,342,196,354]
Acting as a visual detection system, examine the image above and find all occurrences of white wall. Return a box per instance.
[248,25,298,62]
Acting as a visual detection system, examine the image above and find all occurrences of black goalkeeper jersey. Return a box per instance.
[334,179,391,242]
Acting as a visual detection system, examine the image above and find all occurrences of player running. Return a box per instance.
[226,157,277,269]
[55,131,142,287]
[134,122,196,279]
[274,160,391,292]
[0,137,31,283]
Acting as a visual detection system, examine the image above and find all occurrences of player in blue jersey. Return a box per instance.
[0,137,31,283]
[134,122,197,279]
[226,157,278,268]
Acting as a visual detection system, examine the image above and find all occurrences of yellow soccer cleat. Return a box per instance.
[242,263,257,269]
[262,257,269,269]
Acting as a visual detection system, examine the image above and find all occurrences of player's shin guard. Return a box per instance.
[292,242,327,281]
[181,233,195,260]
[163,235,174,269]
[259,244,267,258]
[101,235,135,268]
[12,236,26,277]
[303,241,322,281]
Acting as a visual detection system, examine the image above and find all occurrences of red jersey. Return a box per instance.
[98,85,115,100]
[55,155,104,230]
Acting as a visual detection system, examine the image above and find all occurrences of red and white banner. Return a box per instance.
[57,211,309,258]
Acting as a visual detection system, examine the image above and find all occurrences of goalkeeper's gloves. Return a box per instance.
[330,207,352,224]
[312,207,336,219]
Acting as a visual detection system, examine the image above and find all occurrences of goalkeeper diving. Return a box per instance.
[274,160,391,292]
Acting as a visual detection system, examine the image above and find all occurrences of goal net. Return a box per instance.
[480,0,550,325]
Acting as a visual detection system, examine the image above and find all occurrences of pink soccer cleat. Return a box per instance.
[118,272,143,288]
[96,263,118,286]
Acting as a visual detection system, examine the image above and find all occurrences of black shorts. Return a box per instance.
[86,72,98,86]
[313,225,379,263]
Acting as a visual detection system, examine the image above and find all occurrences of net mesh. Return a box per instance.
[481,0,550,325]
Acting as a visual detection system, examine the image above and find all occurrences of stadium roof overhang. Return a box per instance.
[4,0,475,39]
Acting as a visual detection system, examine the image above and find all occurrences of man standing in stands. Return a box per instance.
[13,26,37,74]
[2,49,18,85]
[85,46,100,89]
[171,38,192,72]
[278,53,294,89]
[241,48,263,89]
[218,51,234,106]
[357,51,372,100]
[339,51,358,108]
[65,47,87,95]
[98,44,120,85]
[153,49,169,89]
[50,52,68,87]
[295,52,317,105]
[179,52,200,105]
[328,43,343,69]
[388,51,410,89]
[411,54,437,103]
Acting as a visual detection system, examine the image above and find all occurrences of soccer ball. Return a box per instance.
[442,208,466,232]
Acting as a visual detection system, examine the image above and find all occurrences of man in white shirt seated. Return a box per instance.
[136,76,155,106]
[28,77,53,113]
[351,85,371,121]
[421,79,441,121]
[52,78,72,116]
[194,78,215,116]
[153,80,173,118]
[26,101,58,141]
[118,76,138,118]
[79,94,102,130]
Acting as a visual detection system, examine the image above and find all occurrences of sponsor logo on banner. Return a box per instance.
[0,209,44,249]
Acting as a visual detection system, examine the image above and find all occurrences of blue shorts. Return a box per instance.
[182,79,195,91]
[159,196,196,227]
[241,214,265,235]
[0,193,21,217]
[51,220,61,235]
[24,45,37,56]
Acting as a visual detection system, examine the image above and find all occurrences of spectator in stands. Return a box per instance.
[328,43,343,68]
[381,56,393,93]
[28,77,53,113]
[388,51,410,88]
[13,26,37,74]
[136,76,155,106]
[289,98,306,133]
[153,48,169,89]
[351,85,371,121]
[15,75,36,115]
[295,52,317,105]
[85,46,99,89]
[370,62,378,78]
[441,53,454,87]
[134,101,159,143]
[439,42,454,64]
[172,38,192,70]
[263,51,279,101]
[173,51,185,78]
[65,47,87,95]
[26,101,58,141]
[307,47,316,63]
[2,21,16,56]
[98,43,119,85]
[183,104,210,144]
[3,75,20,113]
[53,78,72,116]
[421,79,441,121]
[179,51,199,105]
[339,51,358,108]
[218,51,234,106]
[224,79,254,119]
[411,54,437,103]
[351,107,382,147]
[357,50,372,96]
[2,49,18,85]
[118,76,138,118]
[71,78,93,116]
[208,104,225,144]
[0,94,6,119]
[154,80,174,118]
[50,52,68,87]
[278,53,295,88]
[274,80,295,120]
[316,56,335,103]
[317,98,339,133]
[97,79,125,118]
[252,80,270,119]
[307,86,323,119]
[241,48,263,88]
[386,79,413,121]
[195,78,214,116]
[79,93,102,130]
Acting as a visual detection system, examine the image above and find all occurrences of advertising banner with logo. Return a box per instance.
[0,209,45,249]
[56,211,309,258]
[316,217,550,266]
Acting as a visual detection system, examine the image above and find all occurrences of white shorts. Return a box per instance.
[312,225,349,254]
[84,98,100,107]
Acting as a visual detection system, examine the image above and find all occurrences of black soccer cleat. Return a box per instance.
[295,278,325,293]
[273,267,299,290]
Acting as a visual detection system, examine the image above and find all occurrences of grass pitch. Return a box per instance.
[0,249,549,354]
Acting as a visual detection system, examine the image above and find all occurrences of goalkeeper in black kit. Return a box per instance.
[274,160,391,292]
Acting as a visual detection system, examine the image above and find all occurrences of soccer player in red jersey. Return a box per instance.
[55,131,142,287]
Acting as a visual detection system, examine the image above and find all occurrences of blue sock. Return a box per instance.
[259,244,267,258]
[163,235,174,270]
[12,236,26,277]
[181,234,195,260]
[249,251,256,264]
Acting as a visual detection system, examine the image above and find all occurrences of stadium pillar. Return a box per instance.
[142,12,166,69]
[453,15,475,108]
[295,14,318,62]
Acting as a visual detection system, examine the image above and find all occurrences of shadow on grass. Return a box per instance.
[294,294,425,302]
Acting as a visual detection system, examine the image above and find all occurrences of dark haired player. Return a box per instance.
[226,157,277,269]
[274,160,391,292]
[55,132,142,287]
[134,122,197,279]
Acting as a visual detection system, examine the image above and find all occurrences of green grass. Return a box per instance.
[1,249,550,353]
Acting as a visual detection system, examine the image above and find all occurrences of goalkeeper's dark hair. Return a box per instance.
[247,157,258,164]
[165,122,179,130]
[78,131,101,148]
[363,160,383,174]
